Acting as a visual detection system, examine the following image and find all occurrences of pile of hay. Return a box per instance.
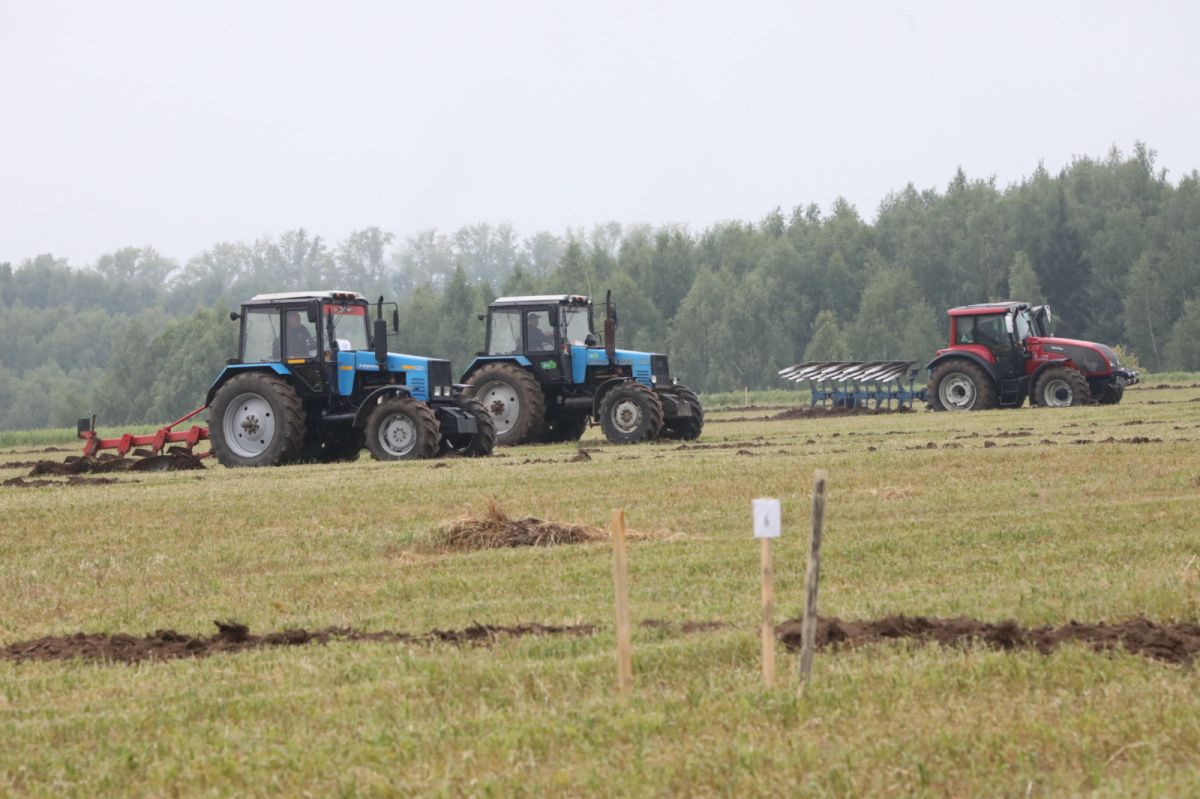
[420,500,608,553]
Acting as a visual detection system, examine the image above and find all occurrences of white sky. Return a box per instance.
[2,0,1197,265]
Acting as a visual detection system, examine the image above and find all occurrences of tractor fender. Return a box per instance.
[591,376,636,417]
[205,363,291,406]
[1029,357,1073,385]
[925,351,1000,386]
[460,355,533,383]
[352,385,414,428]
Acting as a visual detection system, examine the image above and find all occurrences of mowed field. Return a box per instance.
[2,380,1200,796]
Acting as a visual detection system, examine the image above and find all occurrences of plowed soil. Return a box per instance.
[1,620,595,664]
[27,450,206,476]
[776,615,1200,665]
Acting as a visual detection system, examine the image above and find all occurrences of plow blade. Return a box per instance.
[778,361,927,410]
[77,405,210,464]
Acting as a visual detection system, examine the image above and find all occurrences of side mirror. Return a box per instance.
[229,311,240,322]
[392,309,399,334]
[306,301,319,324]
[547,307,559,325]
[477,313,486,322]
[584,333,598,347]
[1004,314,1015,335]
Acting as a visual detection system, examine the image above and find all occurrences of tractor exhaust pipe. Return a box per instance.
[604,290,617,362]
[374,296,388,370]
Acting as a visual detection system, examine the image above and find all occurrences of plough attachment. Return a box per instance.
[76,405,210,470]
[778,361,927,410]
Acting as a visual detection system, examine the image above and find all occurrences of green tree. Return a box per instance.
[803,310,850,361]
[1007,251,1043,302]
[1163,299,1200,370]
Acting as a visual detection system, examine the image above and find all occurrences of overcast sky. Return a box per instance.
[2,1,1197,266]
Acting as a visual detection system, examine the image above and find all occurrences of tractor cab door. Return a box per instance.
[282,304,331,395]
[961,313,1024,379]
[522,306,565,382]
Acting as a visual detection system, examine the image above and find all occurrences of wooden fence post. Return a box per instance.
[611,508,633,698]
[799,470,828,687]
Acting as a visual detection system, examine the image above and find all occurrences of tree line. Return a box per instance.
[2,143,1198,430]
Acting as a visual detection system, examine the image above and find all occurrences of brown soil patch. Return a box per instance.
[3,475,126,488]
[39,450,206,475]
[0,620,595,665]
[418,500,608,552]
[776,615,1200,665]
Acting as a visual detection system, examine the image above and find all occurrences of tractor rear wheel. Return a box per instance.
[465,363,545,446]
[1096,383,1124,405]
[927,361,997,412]
[1032,366,1090,408]
[536,413,589,444]
[599,382,664,444]
[659,385,704,440]
[365,396,441,460]
[209,373,307,467]
[438,397,497,457]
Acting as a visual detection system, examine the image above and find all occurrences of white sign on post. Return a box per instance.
[752,498,781,539]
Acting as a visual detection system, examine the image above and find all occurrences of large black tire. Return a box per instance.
[1032,366,1090,408]
[599,382,664,444]
[535,413,589,444]
[364,396,441,460]
[658,385,704,440]
[1096,383,1124,405]
[209,373,307,467]
[927,360,998,412]
[465,363,546,447]
[438,396,497,457]
[301,429,364,463]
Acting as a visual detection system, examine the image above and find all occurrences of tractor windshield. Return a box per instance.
[563,306,593,346]
[325,303,369,351]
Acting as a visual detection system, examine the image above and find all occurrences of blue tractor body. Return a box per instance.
[461,294,703,446]
[206,291,494,466]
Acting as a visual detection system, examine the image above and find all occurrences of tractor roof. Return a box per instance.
[947,301,1029,317]
[490,294,591,307]
[247,290,365,304]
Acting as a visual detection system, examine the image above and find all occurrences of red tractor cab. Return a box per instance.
[926,302,1139,411]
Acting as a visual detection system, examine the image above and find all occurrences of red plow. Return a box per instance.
[75,406,211,471]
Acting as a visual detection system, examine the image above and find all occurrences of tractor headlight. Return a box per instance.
[649,374,658,385]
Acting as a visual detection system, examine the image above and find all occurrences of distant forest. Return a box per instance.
[2,144,1199,430]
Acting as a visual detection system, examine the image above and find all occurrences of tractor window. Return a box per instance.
[488,309,522,355]
[974,315,1006,349]
[1014,310,1032,341]
[243,308,280,362]
[324,303,369,351]
[563,306,592,346]
[524,310,555,352]
[284,311,318,360]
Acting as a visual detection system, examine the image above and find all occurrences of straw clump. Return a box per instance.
[420,500,608,553]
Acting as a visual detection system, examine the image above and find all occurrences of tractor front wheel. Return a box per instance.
[658,385,704,440]
[438,397,497,457]
[599,382,664,444]
[1032,366,1090,408]
[927,361,997,412]
[365,396,441,460]
[465,363,546,446]
[209,373,307,467]
[1096,383,1124,405]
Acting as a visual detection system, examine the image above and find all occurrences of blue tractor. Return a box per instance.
[207,291,495,466]
[461,293,703,446]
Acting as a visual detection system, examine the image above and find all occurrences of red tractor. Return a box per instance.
[926,302,1139,411]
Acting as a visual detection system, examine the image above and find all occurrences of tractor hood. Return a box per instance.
[1029,336,1121,376]
[582,346,671,384]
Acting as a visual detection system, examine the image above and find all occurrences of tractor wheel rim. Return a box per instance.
[938,373,976,410]
[224,392,276,457]
[478,381,520,435]
[378,413,418,457]
[611,398,642,433]
[1043,378,1073,407]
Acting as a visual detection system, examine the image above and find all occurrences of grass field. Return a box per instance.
[2,379,1200,796]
